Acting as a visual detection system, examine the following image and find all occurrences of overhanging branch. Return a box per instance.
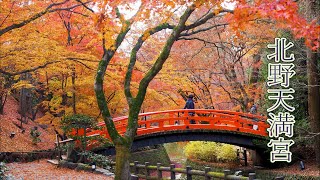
[0,0,92,36]
[124,23,175,103]
[180,23,228,36]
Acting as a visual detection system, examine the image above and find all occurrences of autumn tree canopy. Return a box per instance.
[1,0,319,178]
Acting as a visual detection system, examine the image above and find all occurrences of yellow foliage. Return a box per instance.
[11,80,34,90]
[184,141,237,162]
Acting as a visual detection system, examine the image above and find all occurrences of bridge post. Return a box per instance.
[234,115,241,129]
[204,167,211,180]
[248,173,256,180]
[131,174,139,180]
[243,148,248,166]
[250,149,266,166]
[169,112,174,125]
[159,121,164,129]
[157,163,162,179]
[145,162,150,179]
[170,164,176,180]
[186,166,192,180]
[146,122,151,129]
[224,170,231,179]
[133,161,139,174]
[275,176,285,180]
[184,111,190,127]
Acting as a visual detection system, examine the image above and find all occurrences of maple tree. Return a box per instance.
[90,0,317,177]
[0,0,89,115]
[170,11,276,112]
[89,1,239,178]
[0,0,91,37]
[0,0,319,177]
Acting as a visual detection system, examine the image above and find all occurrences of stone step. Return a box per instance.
[47,159,59,165]
[95,168,115,177]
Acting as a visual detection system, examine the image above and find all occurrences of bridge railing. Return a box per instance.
[84,109,268,141]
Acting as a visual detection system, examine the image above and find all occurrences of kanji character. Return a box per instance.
[267,63,296,87]
[267,112,295,137]
[267,88,295,112]
[267,38,295,62]
[268,137,294,163]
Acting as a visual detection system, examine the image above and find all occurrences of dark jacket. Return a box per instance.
[184,99,195,109]
[184,98,195,116]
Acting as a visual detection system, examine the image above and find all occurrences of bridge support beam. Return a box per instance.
[250,149,265,166]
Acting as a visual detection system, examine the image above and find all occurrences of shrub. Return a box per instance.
[0,162,7,178]
[61,114,97,151]
[30,127,41,144]
[0,162,15,180]
[216,144,237,162]
[78,151,112,169]
[184,141,237,162]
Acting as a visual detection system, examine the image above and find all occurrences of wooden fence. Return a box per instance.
[122,161,260,180]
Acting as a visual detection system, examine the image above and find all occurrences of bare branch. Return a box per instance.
[125,23,174,103]
[0,61,57,76]
[0,0,92,36]
[76,0,94,13]
[211,81,243,106]
[183,8,233,31]
[0,1,15,27]
[180,23,228,37]
[0,57,100,76]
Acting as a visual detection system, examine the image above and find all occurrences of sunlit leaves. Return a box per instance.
[228,0,320,50]
[11,80,34,90]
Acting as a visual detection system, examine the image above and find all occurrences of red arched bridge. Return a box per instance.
[80,109,269,155]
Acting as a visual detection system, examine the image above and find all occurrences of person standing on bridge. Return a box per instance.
[184,94,195,124]
[250,104,257,115]
[250,104,259,130]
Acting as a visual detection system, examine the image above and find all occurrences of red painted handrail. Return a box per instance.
[82,109,268,146]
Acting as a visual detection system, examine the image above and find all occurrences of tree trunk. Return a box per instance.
[307,50,320,167]
[72,68,76,114]
[305,0,320,168]
[0,102,3,114]
[31,107,38,120]
[249,54,261,105]
[20,74,27,124]
[0,94,7,114]
[61,74,68,106]
[78,128,87,163]
[114,143,131,180]
[94,6,195,179]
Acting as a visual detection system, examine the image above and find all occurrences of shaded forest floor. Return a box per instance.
[257,160,320,178]
[0,96,55,152]
[187,158,320,178]
[5,159,113,180]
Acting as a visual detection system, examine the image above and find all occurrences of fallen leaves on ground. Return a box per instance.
[258,160,320,178]
[5,159,113,180]
[0,96,55,152]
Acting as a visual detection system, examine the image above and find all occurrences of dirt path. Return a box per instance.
[5,159,114,180]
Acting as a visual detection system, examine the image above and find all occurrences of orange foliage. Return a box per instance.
[1,0,318,128]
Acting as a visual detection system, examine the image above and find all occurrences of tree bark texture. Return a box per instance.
[114,144,131,180]
[72,68,76,114]
[307,50,320,166]
[305,0,320,167]
[94,4,229,178]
